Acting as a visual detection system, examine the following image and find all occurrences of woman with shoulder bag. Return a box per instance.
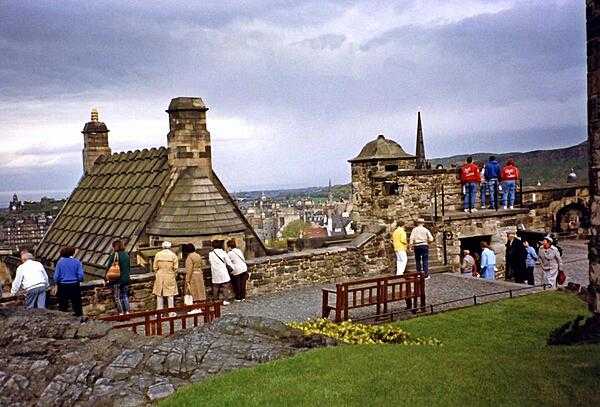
[104,240,130,315]
[227,239,249,302]
[208,240,233,305]
[183,243,206,303]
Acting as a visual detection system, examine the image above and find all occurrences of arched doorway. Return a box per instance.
[555,202,590,233]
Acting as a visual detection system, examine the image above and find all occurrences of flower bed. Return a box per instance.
[287,319,441,346]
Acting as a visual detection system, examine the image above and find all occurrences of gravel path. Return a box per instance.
[223,238,590,323]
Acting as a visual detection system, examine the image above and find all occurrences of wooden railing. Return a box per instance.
[98,300,222,336]
[322,273,426,322]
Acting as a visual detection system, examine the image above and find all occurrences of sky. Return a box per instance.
[0,0,587,196]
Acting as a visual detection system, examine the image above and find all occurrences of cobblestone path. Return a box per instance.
[224,239,589,323]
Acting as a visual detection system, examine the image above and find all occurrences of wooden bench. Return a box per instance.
[98,300,221,336]
[321,273,426,322]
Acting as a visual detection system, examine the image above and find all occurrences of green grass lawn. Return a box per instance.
[161,292,600,407]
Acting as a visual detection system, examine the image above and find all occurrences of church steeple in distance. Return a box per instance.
[415,111,426,169]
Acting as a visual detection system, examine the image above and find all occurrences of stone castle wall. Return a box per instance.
[352,166,462,229]
[1,230,394,317]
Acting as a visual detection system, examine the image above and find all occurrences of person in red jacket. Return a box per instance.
[460,156,481,212]
[501,159,520,209]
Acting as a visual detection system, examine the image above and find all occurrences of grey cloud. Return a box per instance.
[293,34,346,50]
[0,0,589,191]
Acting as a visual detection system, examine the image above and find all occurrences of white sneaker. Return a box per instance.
[503,206,507,210]
[464,209,469,213]
[168,312,177,318]
[222,300,230,306]
[472,208,478,212]
[510,206,514,210]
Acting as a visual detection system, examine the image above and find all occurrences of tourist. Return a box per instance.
[460,156,481,212]
[10,251,49,309]
[480,242,496,280]
[105,240,130,315]
[209,240,234,305]
[0,260,11,296]
[461,249,477,277]
[501,158,520,209]
[524,240,538,286]
[409,218,434,279]
[392,220,408,275]
[227,239,249,302]
[538,236,563,288]
[153,241,179,312]
[183,243,206,303]
[53,246,84,317]
[484,156,501,209]
[505,231,527,283]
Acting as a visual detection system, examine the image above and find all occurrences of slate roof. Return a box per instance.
[146,167,247,236]
[36,148,170,269]
[349,134,414,162]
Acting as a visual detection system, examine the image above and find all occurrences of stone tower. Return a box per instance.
[166,97,212,176]
[586,0,600,316]
[82,108,111,174]
[415,111,426,169]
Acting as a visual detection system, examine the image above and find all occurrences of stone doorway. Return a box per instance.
[459,235,492,266]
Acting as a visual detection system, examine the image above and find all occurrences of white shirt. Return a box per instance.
[227,248,248,275]
[11,260,49,295]
[208,249,233,284]
[409,225,434,246]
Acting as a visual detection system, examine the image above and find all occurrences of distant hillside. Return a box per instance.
[432,141,588,187]
[237,142,588,199]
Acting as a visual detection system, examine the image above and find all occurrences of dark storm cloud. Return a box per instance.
[0,0,588,192]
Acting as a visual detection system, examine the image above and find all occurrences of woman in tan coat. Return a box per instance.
[152,241,179,310]
[183,244,206,301]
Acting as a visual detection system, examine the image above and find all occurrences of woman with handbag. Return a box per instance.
[538,236,564,288]
[183,243,206,303]
[227,239,249,301]
[152,241,179,313]
[208,240,233,306]
[104,240,130,315]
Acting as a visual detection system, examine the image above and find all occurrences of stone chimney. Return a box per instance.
[166,97,211,175]
[82,108,111,174]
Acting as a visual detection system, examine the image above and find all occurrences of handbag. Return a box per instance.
[214,251,234,274]
[106,254,121,281]
[557,269,566,285]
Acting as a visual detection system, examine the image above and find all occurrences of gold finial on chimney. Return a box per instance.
[91,108,99,122]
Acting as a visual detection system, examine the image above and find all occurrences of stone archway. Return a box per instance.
[555,202,590,234]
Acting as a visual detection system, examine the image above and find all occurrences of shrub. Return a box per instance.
[287,319,441,346]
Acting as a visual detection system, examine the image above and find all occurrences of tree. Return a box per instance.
[281,220,310,239]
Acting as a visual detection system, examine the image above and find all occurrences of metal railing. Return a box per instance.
[352,282,549,323]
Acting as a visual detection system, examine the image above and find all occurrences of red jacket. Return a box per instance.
[460,163,481,183]
[501,165,520,181]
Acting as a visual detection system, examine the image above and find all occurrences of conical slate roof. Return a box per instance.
[349,134,414,163]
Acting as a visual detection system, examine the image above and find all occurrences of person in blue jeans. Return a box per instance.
[460,157,481,212]
[500,159,520,209]
[524,240,538,286]
[10,251,49,309]
[484,156,501,209]
[480,241,496,280]
[409,219,434,279]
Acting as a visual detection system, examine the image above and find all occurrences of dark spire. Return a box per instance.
[415,111,426,169]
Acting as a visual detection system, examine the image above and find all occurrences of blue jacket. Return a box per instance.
[54,257,84,284]
[525,246,538,268]
[484,160,501,180]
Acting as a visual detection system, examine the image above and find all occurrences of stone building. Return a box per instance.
[36,97,266,276]
[349,113,534,276]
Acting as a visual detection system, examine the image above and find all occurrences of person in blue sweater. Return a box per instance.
[53,246,84,316]
[483,156,501,209]
[480,241,496,280]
